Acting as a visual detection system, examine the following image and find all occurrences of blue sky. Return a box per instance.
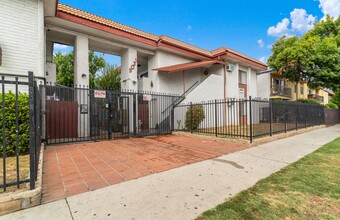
[54,0,340,66]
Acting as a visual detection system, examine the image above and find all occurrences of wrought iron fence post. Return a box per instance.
[1,75,7,191]
[215,99,218,137]
[190,102,193,133]
[296,102,299,131]
[305,105,308,128]
[284,101,287,133]
[249,96,253,144]
[28,71,36,190]
[269,100,272,136]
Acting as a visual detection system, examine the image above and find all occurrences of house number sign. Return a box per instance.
[129,58,137,73]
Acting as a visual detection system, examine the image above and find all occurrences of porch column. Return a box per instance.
[74,35,90,138]
[74,35,89,87]
[121,48,138,91]
[121,48,138,133]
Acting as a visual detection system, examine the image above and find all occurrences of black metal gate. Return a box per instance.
[42,84,180,145]
[90,92,129,141]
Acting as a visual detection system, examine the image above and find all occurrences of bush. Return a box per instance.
[296,98,319,104]
[185,104,205,130]
[324,102,338,109]
[0,92,29,156]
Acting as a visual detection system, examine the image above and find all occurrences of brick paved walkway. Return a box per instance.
[42,135,248,203]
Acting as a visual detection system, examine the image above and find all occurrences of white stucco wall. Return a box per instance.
[257,73,271,99]
[225,62,239,98]
[0,0,45,78]
[182,74,224,104]
[147,50,199,94]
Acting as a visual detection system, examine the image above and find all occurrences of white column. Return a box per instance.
[121,48,138,91]
[247,67,252,98]
[74,35,89,86]
[37,0,45,78]
[121,48,138,132]
[74,35,90,137]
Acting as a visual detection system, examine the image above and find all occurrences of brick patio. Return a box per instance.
[42,135,248,203]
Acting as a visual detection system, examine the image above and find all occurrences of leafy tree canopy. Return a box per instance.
[95,63,121,91]
[268,15,340,91]
[53,50,106,88]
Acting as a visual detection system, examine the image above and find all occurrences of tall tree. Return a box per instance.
[53,51,106,88]
[95,63,121,91]
[268,16,340,91]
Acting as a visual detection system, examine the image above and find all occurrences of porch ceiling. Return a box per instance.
[153,60,226,73]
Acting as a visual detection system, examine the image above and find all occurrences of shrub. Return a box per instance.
[296,98,319,104]
[185,104,205,130]
[324,102,338,109]
[0,92,29,156]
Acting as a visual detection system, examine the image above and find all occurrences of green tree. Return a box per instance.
[53,51,106,88]
[53,52,74,87]
[268,16,340,91]
[95,63,121,91]
[330,89,340,107]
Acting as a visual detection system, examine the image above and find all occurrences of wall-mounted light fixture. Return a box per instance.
[150,80,153,88]
[122,78,137,85]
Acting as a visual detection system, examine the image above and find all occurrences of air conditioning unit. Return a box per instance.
[226,64,235,72]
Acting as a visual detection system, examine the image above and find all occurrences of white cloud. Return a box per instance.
[187,25,192,31]
[259,56,268,64]
[267,44,273,49]
[290,9,316,34]
[267,18,291,37]
[267,8,317,37]
[54,43,69,50]
[257,39,264,48]
[319,0,340,19]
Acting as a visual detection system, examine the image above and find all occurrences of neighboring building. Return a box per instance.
[0,0,267,103]
[257,70,332,104]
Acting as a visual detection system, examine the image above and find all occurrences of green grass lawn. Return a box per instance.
[198,137,340,220]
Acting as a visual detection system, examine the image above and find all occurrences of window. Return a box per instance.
[308,89,313,94]
[238,70,247,84]
[300,86,304,95]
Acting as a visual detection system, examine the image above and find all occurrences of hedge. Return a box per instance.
[0,92,30,156]
[324,102,338,109]
[185,104,205,130]
[296,98,319,104]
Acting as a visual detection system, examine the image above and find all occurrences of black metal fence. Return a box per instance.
[324,108,340,125]
[42,84,180,145]
[174,97,324,142]
[1,72,41,191]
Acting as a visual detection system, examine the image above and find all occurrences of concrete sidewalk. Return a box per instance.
[2,125,340,220]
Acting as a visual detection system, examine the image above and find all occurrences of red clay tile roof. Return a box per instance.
[57,3,267,69]
[153,60,226,73]
[57,4,159,41]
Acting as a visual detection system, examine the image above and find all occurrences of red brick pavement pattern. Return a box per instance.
[42,135,248,203]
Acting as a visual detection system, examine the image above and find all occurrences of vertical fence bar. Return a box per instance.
[215,99,218,137]
[296,103,299,131]
[269,100,272,136]
[305,105,308,128]
[284,101,287,133]
[15,77,20,188]
[2,76,7,191]
[28,71,35,190]
[249,96,253,143]
[190,102,193,133]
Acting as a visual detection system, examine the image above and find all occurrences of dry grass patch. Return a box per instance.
[0,155,30,193]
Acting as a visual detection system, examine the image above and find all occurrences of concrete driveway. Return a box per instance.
[42,135,248,203]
